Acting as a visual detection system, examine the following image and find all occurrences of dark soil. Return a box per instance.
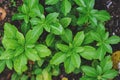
[0,0,120,80]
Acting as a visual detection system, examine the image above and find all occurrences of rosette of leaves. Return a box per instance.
[45,0,72,16]
[80,56,118,80]
[30,12,64,35]
[75,0,110,26]
[0,23,51,74]
[89,25,120,60]
[50,29,97,73]
[12,0,44,34]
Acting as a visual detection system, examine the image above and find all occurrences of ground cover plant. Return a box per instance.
[0,0,120,80]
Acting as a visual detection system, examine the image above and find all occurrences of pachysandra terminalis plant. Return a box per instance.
[0,0,120,80]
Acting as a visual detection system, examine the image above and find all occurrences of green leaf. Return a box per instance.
[14,46,24,57]
[45,12,59,24]
[61,0,71,16]
[45,34,55,46]
[27,0,39,8]
[14,54,27,74]
[71,53,81,68]
[30,18,41,26]
[2,38,19,50]
[81,66,97,77]
[96,65,102,75]
[77,15,88,25]
[60,17,71,28]
[94,10,110,22]
[12,13,25,21]
[75,47,84,53]
[35,44,51,58]
[83,32,94,44]
[6,60,13,70]
[21,4,28,14]
[56,43,69,52]
[45,0,59,5]
[80,77,95,80]
[80,46,96,60]
[61,29,73,43]
[73,31,85,46]
[21,22,30,35]
[42,69,52,80]
[103,43,112,53]
[50,52,66,65]
[50,23,64,35]
[90,31,101,41]
[21,75,29,80]
[74,0,86,7]
[102,70,118,79]
[97,45,106,61]
[84,0,95,8]
[0,61,5,73]
[25,48,40,61]
[100,56,113,72]
[0,50,14,59]
[107,35,120,44]
[25,26,43,44]
[64,57,75,73]
[89,15,97,26]
[4,23,17,39]
[16,31,25,45]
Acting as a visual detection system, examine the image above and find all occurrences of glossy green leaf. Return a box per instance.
[12,13,25,21]
[0,61,5,73]
[102,70,118,79]
[25,26,43,44]
[25,48,40,61]
[90,31,101,41]
[81,66,97,77]
[45,34,55,46]
[64,57,75,73]
[107,35,120,44]
[2,38,19,50]
[35,44,51,58]
[100,56,113,72]
[50,52,66,65]
[85,0,95,8]
[45,12,59,24]
[96,65,102,75]
[103,43,112,53]
[74,0,86,7]
[97,45,106,61]
[4,23,17,39]
[50,23,63,35]
[71,53,81,68]
[73,31,85,46]
[77,15,88,25]
[14,46,24,57]
[60,17,71,28]
[30,18,41,26]
[21,4,28,14]
[61,0,71,16]
[45,0,59,5]
[0,50,14,59]
[16,31,25,45]
[42,69,52,80]
[94,10,110,22]
[61,29,73,43]
[6,60,13,70]
[56,43,69,52]
[14,54,27,74]
[80,46,96,60]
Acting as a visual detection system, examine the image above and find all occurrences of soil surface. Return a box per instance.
[0,0,120,80]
